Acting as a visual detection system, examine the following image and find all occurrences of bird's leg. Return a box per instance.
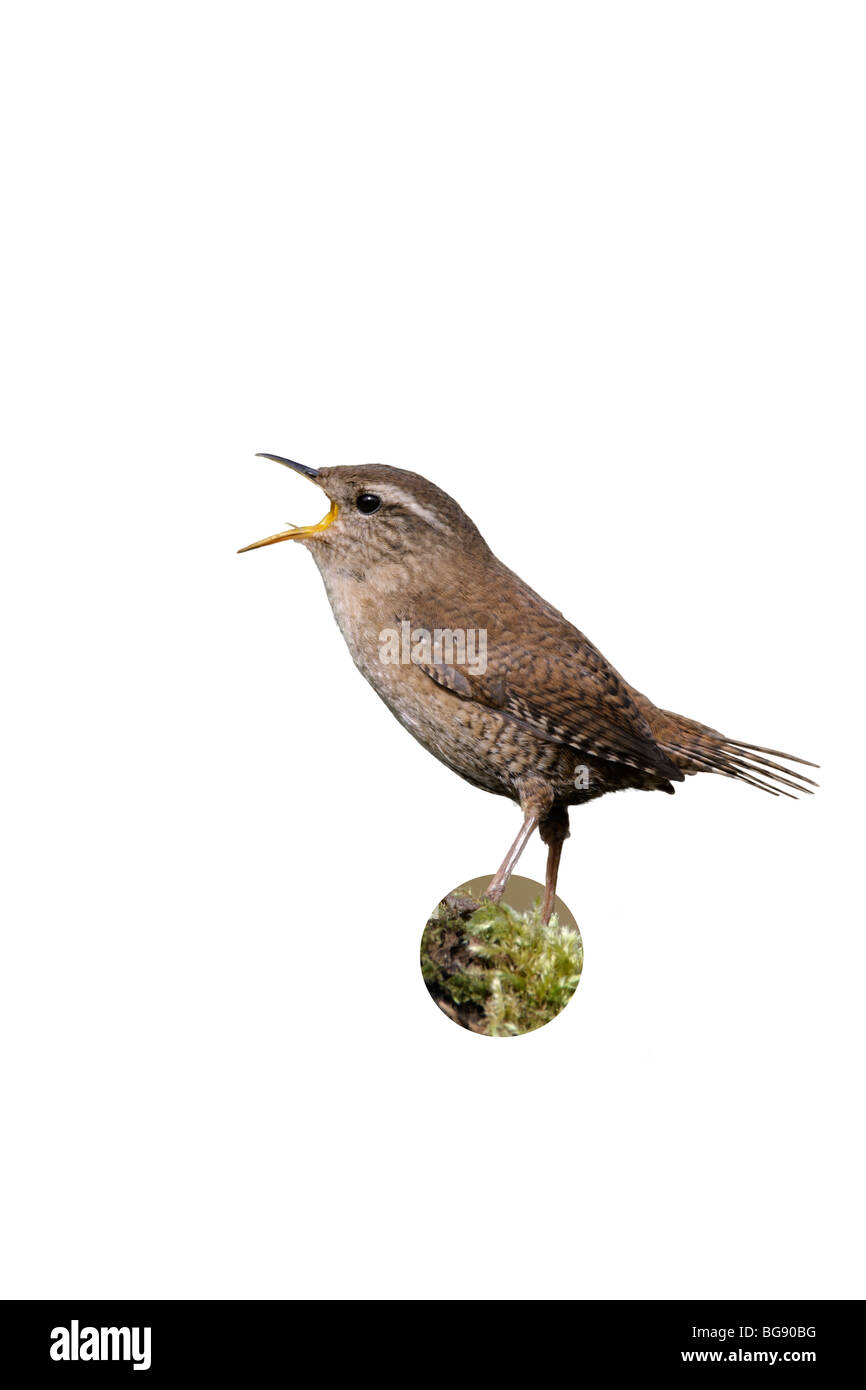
[485,813,540,903]
[485,778,556,905]
[541,840,564,925]
[539,804,570,925]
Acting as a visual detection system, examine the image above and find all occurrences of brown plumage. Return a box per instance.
[240,456,816,920]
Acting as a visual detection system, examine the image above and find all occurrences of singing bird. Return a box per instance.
[240,455,815,920]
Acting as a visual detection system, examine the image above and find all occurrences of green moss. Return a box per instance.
[421,896,583,1036]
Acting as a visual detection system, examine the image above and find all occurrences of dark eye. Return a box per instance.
[356,493,381,514]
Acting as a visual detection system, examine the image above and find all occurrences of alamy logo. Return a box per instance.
[50,1320,151,1371]
[379,621,487,674]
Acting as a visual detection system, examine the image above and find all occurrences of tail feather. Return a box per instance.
[727,739,818,769]
[651,711,818,800]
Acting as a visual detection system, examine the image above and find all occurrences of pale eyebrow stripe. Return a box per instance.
[382,487,450,533]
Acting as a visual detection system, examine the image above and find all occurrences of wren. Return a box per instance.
[240,455,815,921]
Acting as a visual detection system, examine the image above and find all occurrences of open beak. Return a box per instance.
[237,454,339,553]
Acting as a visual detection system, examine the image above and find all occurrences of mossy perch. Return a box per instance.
[421,893,583,1036]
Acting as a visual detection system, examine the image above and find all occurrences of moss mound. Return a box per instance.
[421,893,583,1036]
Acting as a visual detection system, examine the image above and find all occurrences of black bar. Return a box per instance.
[0,1300,860,1377]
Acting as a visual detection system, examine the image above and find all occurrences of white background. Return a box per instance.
[2,2,863,1299]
